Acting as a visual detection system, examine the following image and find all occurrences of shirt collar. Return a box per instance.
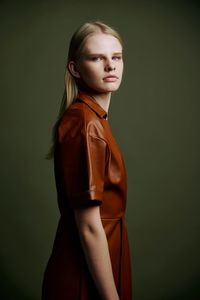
[77,91,108,119]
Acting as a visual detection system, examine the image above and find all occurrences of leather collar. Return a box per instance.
[77,91,108,119]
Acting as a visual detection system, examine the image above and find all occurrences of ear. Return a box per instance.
[68,61,81,79]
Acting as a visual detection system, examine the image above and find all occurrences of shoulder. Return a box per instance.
[58,100,106,143]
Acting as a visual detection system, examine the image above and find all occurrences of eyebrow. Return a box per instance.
[85,52,123,57]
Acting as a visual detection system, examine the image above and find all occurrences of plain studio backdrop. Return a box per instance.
[0,0,199,299]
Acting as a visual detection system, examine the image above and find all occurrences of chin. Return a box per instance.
[97,88,119,94]
[106,85,121,92]
[98,84,121,93]
[86,82,121,94]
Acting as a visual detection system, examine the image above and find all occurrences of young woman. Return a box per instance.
[42,21,132,300]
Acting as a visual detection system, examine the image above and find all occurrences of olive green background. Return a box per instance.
[1,0,199,299]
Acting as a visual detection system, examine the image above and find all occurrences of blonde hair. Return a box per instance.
[46,21,123,159]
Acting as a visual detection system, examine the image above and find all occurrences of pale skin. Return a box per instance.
[68,33,124,300]
[69,33,124,115]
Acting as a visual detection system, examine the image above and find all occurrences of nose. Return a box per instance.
[104,59,116,72]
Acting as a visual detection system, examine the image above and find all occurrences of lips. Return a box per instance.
[103,75,118,80]
[103,75,119,82]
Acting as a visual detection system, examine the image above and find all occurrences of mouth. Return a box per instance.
[103,75,119,82]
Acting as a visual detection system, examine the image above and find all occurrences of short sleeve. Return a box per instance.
[59,130,107,209]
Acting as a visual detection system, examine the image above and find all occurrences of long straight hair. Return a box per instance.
[46,21,123,159]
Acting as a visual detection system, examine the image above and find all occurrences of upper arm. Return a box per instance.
[60,129,107,209]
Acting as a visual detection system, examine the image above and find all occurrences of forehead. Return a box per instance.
[82,33,122,54]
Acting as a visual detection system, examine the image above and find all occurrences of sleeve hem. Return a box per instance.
[70,190,103,208]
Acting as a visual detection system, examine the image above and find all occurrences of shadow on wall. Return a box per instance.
[161,278,200,300]
[0,262,35,300]
[172,280,200,300]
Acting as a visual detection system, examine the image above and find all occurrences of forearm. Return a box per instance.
[78,223,119,300]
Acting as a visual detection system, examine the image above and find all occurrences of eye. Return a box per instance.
[112,56,122,61]
[91,56,103,61]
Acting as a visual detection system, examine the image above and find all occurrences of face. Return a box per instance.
[69,33,124,95]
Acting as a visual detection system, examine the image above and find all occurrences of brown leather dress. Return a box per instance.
[42,91,132,300]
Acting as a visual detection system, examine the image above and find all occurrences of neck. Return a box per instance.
[91,92,111,114]
[78,84,111,114]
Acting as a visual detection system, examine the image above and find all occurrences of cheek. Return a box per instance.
[118,64,124,78]
[120,61,124,72]
[80,66,99,81]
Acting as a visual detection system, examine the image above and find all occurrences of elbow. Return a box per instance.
[74,205,103,239]
[77,222,105,250]
[77,222,102,238]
